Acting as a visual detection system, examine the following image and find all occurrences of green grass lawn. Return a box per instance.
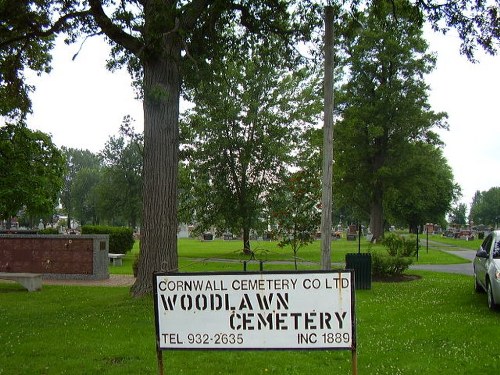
[1,270,499,374]
[425,234,483,250]
[109,236,470,275]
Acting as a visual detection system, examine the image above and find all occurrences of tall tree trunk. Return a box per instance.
[131,43,181,297]
[242,226,251,255]
[369,185,384,242]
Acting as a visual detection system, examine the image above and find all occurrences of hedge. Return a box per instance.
[81,225,134,255]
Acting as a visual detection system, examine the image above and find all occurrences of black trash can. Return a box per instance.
[345,253,372,290]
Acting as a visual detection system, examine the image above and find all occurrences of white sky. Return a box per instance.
[25,30,499,209]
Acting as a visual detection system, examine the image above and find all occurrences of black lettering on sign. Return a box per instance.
[161,295,177,310]
[238,294,253,310]
[255,293,289,310]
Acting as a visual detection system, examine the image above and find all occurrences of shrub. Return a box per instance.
[371,252,413,277]
[81,225,134,254]
[37,228,59,235]
[382,233,417,257]
[371,233,417,277]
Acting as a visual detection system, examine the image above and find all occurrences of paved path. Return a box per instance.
[410,240,476,276]
[43,274,136,287]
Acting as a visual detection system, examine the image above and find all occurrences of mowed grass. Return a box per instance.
[110,236,470,275]
[426,233,483,251]
[1,234,483,373]
[1,271,499,374]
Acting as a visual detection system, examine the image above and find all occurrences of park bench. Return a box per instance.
[0,272,42,291]
[108,253,125,266]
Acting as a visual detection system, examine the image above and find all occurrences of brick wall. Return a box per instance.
[0,235,109,280]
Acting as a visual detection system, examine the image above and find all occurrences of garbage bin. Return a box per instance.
[345,253,372,290]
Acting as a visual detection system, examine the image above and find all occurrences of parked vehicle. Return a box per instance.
[473,230,500,310]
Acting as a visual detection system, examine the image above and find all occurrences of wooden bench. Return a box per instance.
[108,253,125,266]
[0,272,42,291]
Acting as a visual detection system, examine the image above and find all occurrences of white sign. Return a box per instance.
[153,271,355,350]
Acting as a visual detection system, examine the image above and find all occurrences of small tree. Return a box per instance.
[269,171,321,270]
[0,124,65,226]
[182,36,321,254]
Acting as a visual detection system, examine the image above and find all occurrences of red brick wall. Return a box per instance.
[0,237,96,275]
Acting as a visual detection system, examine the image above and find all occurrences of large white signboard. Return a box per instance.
[153,271,355,350]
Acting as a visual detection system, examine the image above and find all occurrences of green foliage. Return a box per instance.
[384,144,459,232]
[60,126,143,229]
[268,170,321,270]
[0,124,65,222]
[37,227,59,235]
[70,167,101,226]
[4,0,499,298]
[81,225,134,254]
[333,2,453,238]
[0,2,54,120]
[371,233,417,277]
[469,187,500,227]
[60,147,102,228]
[371,251,414,277]
[382,232,418,257]
[448,202,468,226]
[181,33,322,252]
[98,127,142,228]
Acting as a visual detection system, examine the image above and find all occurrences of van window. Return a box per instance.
[493,240,500,259]
[481,234,493,255]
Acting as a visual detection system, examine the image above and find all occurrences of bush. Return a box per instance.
[37,228,59,235]
[81,225,134,254]
[371,252,413,277]
[371,233,417,277]
[382,233,417,257]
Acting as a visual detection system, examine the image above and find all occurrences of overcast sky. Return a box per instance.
[25,29,499,209]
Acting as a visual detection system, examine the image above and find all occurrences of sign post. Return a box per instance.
[153,270,356,373]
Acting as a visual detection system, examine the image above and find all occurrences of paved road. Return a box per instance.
[410,240,476,276]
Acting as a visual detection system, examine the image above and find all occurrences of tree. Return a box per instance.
[0,123,65,226]
[60,147,101,229]
[448,203,468,227]
[181,36,321,254]
[469,187,500,227]
[334,1,448,240]
[2,1,500,296]
[71,166,102,225]
[383,143,459,232]
[99,128,142,227]
[268,170,321,270]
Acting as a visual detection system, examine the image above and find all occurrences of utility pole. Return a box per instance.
[320,5,334,270]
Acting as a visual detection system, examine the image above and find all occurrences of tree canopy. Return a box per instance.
[60,147,101,229]
[469,187,500,227]
[2,0,500,295]
[181,31,321,253]
[0,124,65,226]
[333,1,452,240]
